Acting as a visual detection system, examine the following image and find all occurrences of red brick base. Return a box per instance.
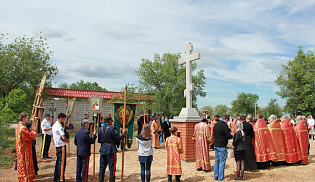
[170,121,199,161]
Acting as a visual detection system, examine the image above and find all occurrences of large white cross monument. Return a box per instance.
[176,42,202,119]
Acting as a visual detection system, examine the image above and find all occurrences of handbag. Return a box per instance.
[228,148,234,158]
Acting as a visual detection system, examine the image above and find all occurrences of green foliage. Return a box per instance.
[0,34,58,112]
[58,80,107,91]
[0,89,30,124]
[214,104,230,118]
[260,99,283,118]
[136,53,206,116]
[231,92,259,115]
[275,47,315,115]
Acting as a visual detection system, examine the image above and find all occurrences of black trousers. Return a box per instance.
[76,155,90,182]
[54,146,66,182]
[41,134,51,158]
[168,175,181,182]
[100,153,117,177]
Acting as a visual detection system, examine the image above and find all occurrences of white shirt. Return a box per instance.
[52,121,67,147]
[308,118,315,127]
[41,118,52,135]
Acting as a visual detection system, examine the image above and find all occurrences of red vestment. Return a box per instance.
[294,121,309,164]
[151,121,161,147]
[209,120,217,147]
[15,124,38,182]
[268,119,286,161]
[281,118,302,163]
[253,119,277,162]
[230,121,236,135]
[192,122,211,170]
[166,135,183,175]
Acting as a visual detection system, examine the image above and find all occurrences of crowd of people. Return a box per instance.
[197,112,312,181]
[14,110,312,182]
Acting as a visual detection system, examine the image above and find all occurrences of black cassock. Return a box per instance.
[243,121,257,170]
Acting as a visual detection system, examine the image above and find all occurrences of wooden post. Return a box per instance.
[121,86,127,182]
[67,98,71,156]
[93,112,96,181]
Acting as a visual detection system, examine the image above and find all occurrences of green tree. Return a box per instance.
[0,88,30,117]
[275,47,315,115]
[214,104,230,117]
[136,53,206,116]
[58,80,107,91]
[231,92,259,115]
[0,89,29,159]
[260,98,283,118]
[0,34,58,101]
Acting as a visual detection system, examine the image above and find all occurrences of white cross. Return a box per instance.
[178,42,200,109]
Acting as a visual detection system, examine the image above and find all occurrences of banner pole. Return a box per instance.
[121,86,127,182]
[67,98,71,156]
[93,112,96,181]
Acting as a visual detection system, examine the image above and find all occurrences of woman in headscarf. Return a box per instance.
[233,121,246,180]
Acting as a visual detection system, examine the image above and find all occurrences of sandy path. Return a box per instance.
[1,136,315,182]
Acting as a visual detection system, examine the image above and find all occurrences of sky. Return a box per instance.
[1,0,315,109]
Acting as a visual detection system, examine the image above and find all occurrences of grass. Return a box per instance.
[0,128,16,169]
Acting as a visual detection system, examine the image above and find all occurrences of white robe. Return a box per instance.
[307,118,315,134]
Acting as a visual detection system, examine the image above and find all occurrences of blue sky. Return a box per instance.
[1,0,315,109]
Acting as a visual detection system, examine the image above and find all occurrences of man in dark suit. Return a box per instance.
[74,119,97,182]
[98,116,127,182]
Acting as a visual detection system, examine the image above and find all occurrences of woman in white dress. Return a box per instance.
[307,115,315,140]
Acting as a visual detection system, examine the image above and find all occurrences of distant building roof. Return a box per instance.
[44,88,153,101]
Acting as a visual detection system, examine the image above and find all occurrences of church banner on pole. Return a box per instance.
[113,102,137,149]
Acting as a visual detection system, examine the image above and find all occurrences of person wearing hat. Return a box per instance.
[84,112,90,120]
[74,119,97,182]
[98,116,127,182]
[41,113,52,159]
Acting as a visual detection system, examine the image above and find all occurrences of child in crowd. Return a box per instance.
[166,126,183,182]
[233,121,246,180]
[136,124,153,182]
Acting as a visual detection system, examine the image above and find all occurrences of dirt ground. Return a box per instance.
[1,136,315,182]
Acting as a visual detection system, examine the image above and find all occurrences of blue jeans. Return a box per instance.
[214,146,227,181]
[140,161,152,182]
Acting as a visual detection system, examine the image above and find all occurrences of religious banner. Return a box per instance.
[89,94,103,130]
[113,102,137,149]
[66,98,76,118]
[91,98,100,111]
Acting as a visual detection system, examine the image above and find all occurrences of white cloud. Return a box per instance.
[220,33,282,54]
[1,0,314,108]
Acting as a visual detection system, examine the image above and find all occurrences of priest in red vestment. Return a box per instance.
[15,112,38,182]
[166,126,183,182]
[253,114,277,164]
[294,116,309,164]
[281,117,302,163]
[151,117,161,148]
[192,118,211,171]
[268,116,286,162]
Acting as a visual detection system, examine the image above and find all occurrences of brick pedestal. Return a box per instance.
[170,118,202,161]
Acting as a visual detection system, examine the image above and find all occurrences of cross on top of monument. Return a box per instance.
[178,42,200,109]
